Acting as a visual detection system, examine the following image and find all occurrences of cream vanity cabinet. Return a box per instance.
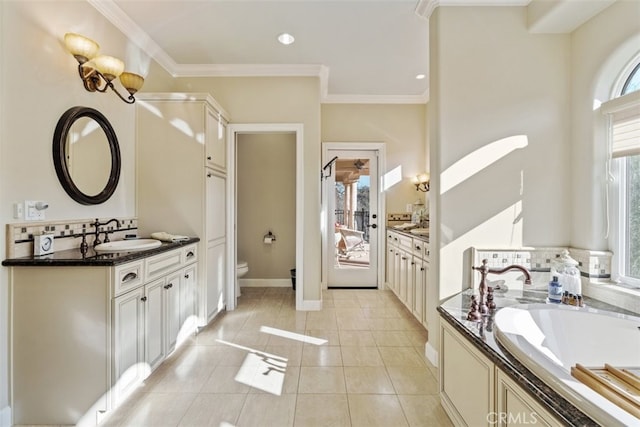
[440,320,563,427]
[386,229,429,327]
[137,93,229,326]
[9,243,198,426]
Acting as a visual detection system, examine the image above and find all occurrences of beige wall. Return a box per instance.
[321,104,428,213]
[428,6,571,355]
[237,133,296,279]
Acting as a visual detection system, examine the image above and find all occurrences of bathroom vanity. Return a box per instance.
[386,228,430,328]
[3,239,199,426]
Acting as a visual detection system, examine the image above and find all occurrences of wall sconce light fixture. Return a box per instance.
[64,33,145,104]
[412,173,430,192]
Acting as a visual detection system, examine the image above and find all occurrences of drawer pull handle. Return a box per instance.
[184,273,190,279]
[207,172,212,178]
[421,267,425,271]
[207,156,212,160]
[122,272,138,283]
[164,283,173,289]
[141,296,147,302]
[416,246,421,250]
[186,251,195,258]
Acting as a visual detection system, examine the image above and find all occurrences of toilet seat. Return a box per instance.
[237,260,248,269]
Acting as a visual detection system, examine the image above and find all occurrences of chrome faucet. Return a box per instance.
[91,218,121,247]
[471,259,532,316]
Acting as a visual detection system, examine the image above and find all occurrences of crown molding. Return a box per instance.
[322,92,428,105]
[172,64,326,78]
[416,0,531,19]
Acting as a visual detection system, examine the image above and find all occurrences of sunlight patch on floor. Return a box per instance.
[259,326,328,345]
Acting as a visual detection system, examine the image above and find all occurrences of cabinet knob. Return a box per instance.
[207,173,212,178]
[164,283,173,289]
[141,296,147,302]
[184,273,190,279]
[207,156,212,160]
[421,267,425,271]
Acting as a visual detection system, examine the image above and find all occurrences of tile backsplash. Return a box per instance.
[6,217,138,258]
[471,246,613,288]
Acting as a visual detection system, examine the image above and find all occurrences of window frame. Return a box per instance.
[609,58,640,287]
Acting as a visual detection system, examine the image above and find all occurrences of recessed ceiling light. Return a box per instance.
[416,74,426,80]
[277,33,295,45]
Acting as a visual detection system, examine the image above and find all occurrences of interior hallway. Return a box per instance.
[102,287,452,426]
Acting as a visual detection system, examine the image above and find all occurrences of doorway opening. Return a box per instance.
[227,124,305,311]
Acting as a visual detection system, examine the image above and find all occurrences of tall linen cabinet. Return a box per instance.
[136,93,229,326]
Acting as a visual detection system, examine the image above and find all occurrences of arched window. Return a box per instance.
[621,62,640,95]
[604,59,640,284]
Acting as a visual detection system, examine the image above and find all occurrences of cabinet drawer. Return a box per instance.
[182,244,198,265]
[146,249,182,281]
[413,240,426,258]
[114,261,145,297]
[398,235,413,252]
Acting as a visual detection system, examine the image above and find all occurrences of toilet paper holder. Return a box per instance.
[263,231,276,243]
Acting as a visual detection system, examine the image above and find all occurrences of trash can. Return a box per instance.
[290,268,296,290]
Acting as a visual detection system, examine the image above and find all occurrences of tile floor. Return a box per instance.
[102,287,453,426]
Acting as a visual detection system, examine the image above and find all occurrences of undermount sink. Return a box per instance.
[94,238,162,252]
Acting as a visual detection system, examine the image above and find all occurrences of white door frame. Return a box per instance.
[321,142,386,290]
[226,124,305,311]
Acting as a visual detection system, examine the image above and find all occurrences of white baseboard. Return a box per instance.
[425,342,438,368]
[239,278,292,288]
[1,405,11,427]
[298,299,322,311]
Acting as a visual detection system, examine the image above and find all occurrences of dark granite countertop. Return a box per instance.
[2,237,200,267]
[386,227,429,243]
[438,287,637,427]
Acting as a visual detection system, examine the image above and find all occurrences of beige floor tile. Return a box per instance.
[301,345,343,366]
[386,366,438,394]
[339,330,376,347]
[178,393,247,426]
[333,298,361,308]
[304,329,341,346]
[249,365,300,395]
[294,394,351,427]
[236,393,297,427]
[200,365,252,394]
[341,346,384,366]
[298,366,346,393]
[398,395,454,427]
[115,392,198,426]
[344,366,395,394]
[337,315,371,330]
[305,315,338,330]
[262,345,303,366]
[378,347,426,367]
[151,360,215,393]
[372,331,413,346]
[348,394,409,427]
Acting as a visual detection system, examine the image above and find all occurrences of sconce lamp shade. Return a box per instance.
[91,55,124,82]
[64,33,99,64]
[412,172,430,192]
[119,72,145,95]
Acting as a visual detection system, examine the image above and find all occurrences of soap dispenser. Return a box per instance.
[548,276,562,303]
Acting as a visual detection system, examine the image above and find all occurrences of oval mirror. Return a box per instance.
[53,106,121,205]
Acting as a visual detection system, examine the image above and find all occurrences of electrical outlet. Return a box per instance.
[13,202,24,219]
[24,200,45,221]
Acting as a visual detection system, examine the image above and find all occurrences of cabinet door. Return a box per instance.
[496,370,563,427]
[421,260,430,328]
[205,106,226,171]
[164,271,181,355]
[413,258,424,321]
[386,245,396,289]
[206,240,226,322]
[181,264,198,333]
[144,278,165,373]
[398,250,410,304]
[113,287,145,405]
[206,171,226,241]
[440,321,495,427]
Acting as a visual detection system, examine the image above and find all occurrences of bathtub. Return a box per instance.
[494,303,640,427]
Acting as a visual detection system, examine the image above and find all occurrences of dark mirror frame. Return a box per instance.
[53,106,121,205]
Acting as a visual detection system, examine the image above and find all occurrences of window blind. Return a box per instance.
[601,90,640,158]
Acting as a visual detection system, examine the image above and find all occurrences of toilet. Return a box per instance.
[237,260,249,278]
[236,260,249,297]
